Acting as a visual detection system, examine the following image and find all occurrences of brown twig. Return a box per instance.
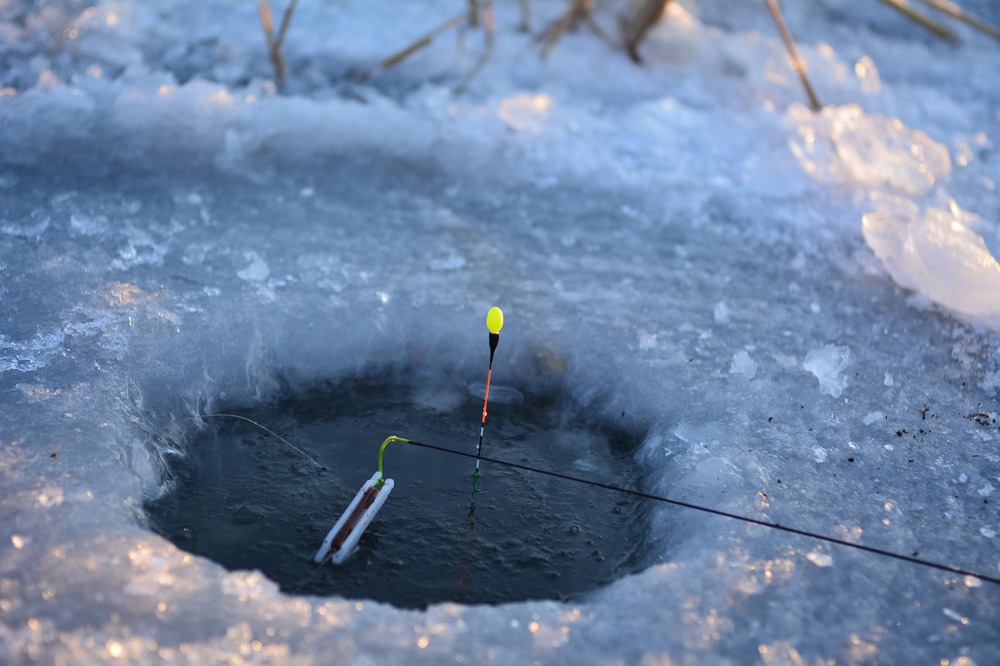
[917,0,1000,41]
[765,0,822,111]
[878,0,957,40]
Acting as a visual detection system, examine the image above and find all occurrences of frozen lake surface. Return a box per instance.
[2,0,999,663]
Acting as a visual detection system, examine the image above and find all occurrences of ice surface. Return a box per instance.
[2,0,1000,664]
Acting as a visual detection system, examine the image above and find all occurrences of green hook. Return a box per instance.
[376,435,409,485]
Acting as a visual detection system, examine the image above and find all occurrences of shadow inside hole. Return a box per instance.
[145,374,652,609]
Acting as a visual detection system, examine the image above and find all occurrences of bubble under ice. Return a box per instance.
[2,0,1000,664]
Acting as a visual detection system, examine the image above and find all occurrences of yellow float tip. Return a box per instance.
[486,307,504,334]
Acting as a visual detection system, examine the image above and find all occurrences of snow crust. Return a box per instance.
[2,0,1000,663]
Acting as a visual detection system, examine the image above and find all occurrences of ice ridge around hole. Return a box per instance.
[143,376,652,609]
[3,0,1000,664]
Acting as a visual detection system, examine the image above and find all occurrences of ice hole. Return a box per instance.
[144,374,652,609]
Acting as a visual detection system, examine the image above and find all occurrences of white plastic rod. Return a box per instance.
[314,471,394,565]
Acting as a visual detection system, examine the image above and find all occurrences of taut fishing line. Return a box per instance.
[178,414,1000,590]
[380,436,1000,587]
[144,306,1000,589]
[137,412,322,467]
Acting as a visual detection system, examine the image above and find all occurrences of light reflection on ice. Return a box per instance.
[497,93,554,133]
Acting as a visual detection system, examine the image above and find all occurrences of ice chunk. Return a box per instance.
[1,330,65,374]
[713,301,730,324]
[638,331,658,350]
[807,552,833,567]
[854,56,881,95]
[729,350,756,379]
[863,411,884,426]
[943,608,966,623]
[788,104,951,197]
[803,345,850,398]
[0,216,49,237]
[429,254,466,271]
[837,114,950,196]
[862,202,1000,318]
[497,93,554,132]
[237,254,270,282]
[70,213,107,236]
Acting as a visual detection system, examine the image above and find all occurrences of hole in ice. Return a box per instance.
[144,373,651,609]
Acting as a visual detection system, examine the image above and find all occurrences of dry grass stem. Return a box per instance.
[536,0,610,60]
[519,0,532,32]
[361,1,498,94]
[456,0,496,93]
[275,0,298,46]
[765,0,822,111]
[618,0,670,63]
[258,0,299,88]
[353,0,994,109]
[878,0,957,39]
[359,12,467,80]
[918,0,1000,41]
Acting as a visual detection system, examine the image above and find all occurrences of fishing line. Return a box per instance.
[152,398,999,588]
[389,435,1000,587]
[145,309,998,588]
[202,413,321,467]
[138,412,322,467]
[213,416,999,591]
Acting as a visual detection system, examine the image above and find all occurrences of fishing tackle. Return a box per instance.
[313,435,410,565]
[314,306,504,565]
[313,470,392,565]
[473,306,504,493]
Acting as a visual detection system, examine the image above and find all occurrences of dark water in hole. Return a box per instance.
[145,377,651,608]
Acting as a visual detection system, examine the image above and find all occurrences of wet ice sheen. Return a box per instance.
[2,0,1000,664]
